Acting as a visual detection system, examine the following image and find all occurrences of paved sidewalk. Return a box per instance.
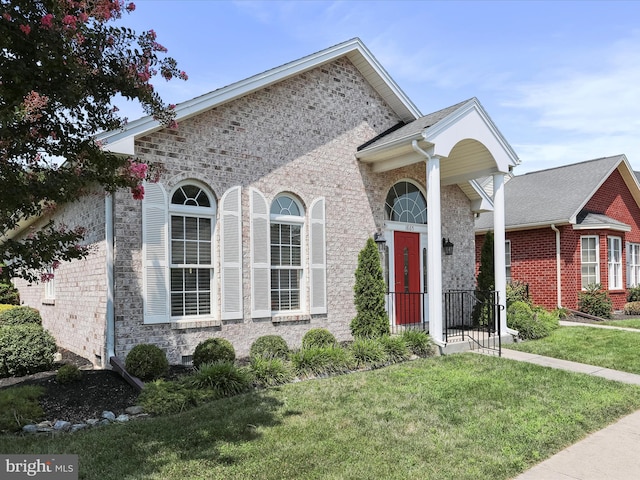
[501,323,640,479]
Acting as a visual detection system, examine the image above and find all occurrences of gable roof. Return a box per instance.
[475,154,640,232]
[98,38,422,155]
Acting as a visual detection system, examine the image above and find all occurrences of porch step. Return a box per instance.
[438,334,515,356]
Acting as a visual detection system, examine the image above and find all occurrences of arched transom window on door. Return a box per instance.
[170,183,215,317]
[270,194,304,312]
[385,181,427,224]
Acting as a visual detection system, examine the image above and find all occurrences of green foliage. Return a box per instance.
[627,285,640,302]
[301,328,337,349]
[0,283,20,305]
[378,335,411,363]
[506,280,530,307]
[249,357,294,387]
[0,305,42,326]
[56,364,82,384]
[186,361,252,398]
[291,346,355,377]
[474,231,495,326]
[192,337,236,367]
[578,283,613,319]
[400,329,435,357]
[349,338,387,368]
[507,301,559,340]
[125,344,169,381]
[350,237,390,339]
[0,324,57,377]
[0,385,45,432]
[0,304,17,315]
[0,0,187,283]
[624,301,640,315]
[249,335,289,361]
[137,379,200,416]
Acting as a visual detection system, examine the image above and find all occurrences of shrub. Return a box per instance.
[250,357,294,387]
[0,324,57,377]
[350,237,389,339]
[350,338,387,368]
[507,301,559,340]
[291,345,354,377]
[401,330,435,357]
[301,328,336,350]
[125,344,169,381]
[192,337,235,368]
[379,335,411,363]
[249,335,289,361]
[138,379,200,416]
[506,281,530,307]
[0,385,44,432]
[628,285,640,302]
[0,282,20,305]
[56,364,82,384]
[0,306,42,326]
[624,301,640,315]
[186,361,252,402]
[578,283,612,319]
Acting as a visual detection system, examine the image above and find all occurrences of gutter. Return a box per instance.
[551,224,562,308]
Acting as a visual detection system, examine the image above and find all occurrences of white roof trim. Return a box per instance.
[98,38,421,154]
[572,223,631,232]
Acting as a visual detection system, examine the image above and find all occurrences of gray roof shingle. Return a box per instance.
[475,155,625,230]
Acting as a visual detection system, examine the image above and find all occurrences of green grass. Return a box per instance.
[506,326,640,374]
[601,319,640,329]
[2,354,640,479]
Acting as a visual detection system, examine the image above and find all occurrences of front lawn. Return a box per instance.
[2,354,640,480]
[506,326,640,374]
[601,318,640,329]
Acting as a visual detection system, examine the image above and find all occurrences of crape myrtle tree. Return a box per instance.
[0,0,187,283]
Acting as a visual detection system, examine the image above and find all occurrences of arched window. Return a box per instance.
[385,181,427,224]
[270,194,304,311]
[169,183,215,317]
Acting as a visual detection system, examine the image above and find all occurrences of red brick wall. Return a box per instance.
[476,167,640,312]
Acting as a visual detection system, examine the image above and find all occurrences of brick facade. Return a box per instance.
[476,167,640,312]
[17,57,477,365]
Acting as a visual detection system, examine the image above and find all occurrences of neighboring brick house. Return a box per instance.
[475,155,640,312]
[10,38,518,366]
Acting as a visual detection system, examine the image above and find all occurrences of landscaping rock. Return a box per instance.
[101,411,116,421]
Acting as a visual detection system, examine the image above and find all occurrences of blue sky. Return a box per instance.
[114,0,640,174]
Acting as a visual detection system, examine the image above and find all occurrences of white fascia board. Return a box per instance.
[572,223,631,232]
[469,179,494,211]
[98,38,421,151]
[475,219,572,235]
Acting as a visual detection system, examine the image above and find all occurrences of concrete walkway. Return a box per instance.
[502,321,640,479]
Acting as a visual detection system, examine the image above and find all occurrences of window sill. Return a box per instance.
[41,298,55,306]
[271,313,311,324]
[171,319,221,330]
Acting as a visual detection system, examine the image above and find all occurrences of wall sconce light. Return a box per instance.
[374,231,386,247]
[442,237,454,256]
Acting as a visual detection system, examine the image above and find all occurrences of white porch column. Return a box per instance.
[492,173,513,335]
[426,156,444,345]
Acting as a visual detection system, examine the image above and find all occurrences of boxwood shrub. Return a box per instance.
[249,335,289,360]
[0,306,42,326]
[301,328,336,349]
[125,344,169,381]
[507,301,559,340]
[0,324,57,377]
[192,337,235,368]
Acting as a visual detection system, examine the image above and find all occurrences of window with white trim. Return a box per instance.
[580,235,599,289]
[384,181,427,224]
[44,266,55,300]
[629,243,640,287]
[270,194,304,312]
[169,184,214,318]
[608,236,622,290]
[505,240,512,283]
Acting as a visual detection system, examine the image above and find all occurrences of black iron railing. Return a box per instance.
[443,290,501,355]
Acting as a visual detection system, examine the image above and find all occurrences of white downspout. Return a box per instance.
[411,140,445,347]
[105,193,115,365]
[551,224,562,308]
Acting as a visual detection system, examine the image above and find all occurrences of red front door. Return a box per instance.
[394,231,421,325]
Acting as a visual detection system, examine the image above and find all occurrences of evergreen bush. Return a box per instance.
[249,335,289,360]
[507,301,559,340]
[627,285,640,302]
[623,301,640,315]
[125,344,169,381]
[301,328,336,349]
[578,283,612,319]
[0,283,20,305]
[0,306,42,326]
[0,324,57,377]
[350,237,389,339]
[56,364,82,384]
[506,280,530,307]
[192,337,236,367]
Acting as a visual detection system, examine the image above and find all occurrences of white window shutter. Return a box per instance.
[142,182,169,324]
[250,188,271,317]
[220,186,243,320]
[309,197,327,314]
[626,241,631,288]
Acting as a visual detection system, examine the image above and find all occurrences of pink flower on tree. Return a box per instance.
[128,159,148,180]
[20,24,31,35]
[131,184,145,200]
[41,14,54,29]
